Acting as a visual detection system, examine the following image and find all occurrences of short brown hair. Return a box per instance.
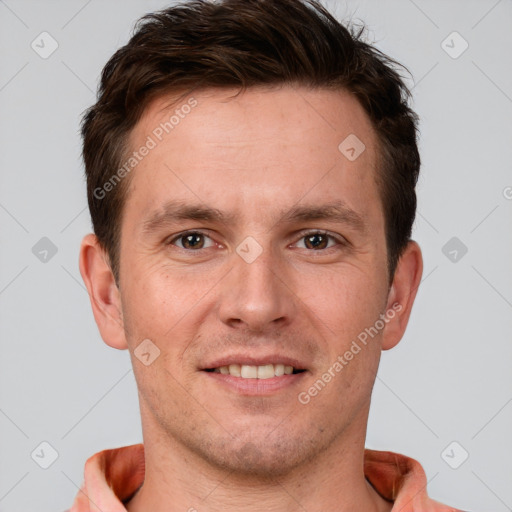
[82,0,420,283]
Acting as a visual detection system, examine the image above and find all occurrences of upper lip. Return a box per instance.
[201,354,307,370]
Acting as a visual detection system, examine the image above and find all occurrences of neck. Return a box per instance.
[126,414,391,512]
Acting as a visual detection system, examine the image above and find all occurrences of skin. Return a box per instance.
[80,85,422,512]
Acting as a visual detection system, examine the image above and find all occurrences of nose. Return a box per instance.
[217,241,297,333]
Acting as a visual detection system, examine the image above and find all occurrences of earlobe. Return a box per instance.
[79,234,128,350]
[381,241,423,351]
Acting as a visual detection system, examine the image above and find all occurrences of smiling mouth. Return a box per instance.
[204,363,306,379]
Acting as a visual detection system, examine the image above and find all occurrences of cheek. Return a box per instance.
[304,272,384,415]
[121,268,200,403]
[119,264,177,355]
[304,265,387,345]
[120,262,217,368]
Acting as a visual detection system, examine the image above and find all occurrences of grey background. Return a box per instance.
[0,0,511,511]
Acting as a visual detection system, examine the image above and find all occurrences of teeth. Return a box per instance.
[274,364,285,376]
[213,363,299,378]
[241,365,258,379]
[228,364,241,377]
[257,364,274,379]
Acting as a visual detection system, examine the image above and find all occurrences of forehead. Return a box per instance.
[134,85,376,152]
[125,85,382,228]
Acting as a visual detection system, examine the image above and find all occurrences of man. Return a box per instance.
[70,0,462,510]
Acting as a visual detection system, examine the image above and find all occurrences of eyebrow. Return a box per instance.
[275,202,367,233]
[141,199,367,235]
[142,200,236,234]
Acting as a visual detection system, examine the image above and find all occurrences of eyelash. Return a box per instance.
[167,230,347,252]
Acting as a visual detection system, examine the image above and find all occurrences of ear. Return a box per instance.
[79,233,128,350]
[381,240,423,351]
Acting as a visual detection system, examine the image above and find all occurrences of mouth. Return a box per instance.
[201,357,308,395]
[204,363,306,379]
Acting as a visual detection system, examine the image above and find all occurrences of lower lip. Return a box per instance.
[202,371,307,395]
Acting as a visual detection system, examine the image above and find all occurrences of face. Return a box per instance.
[115,86,395,476]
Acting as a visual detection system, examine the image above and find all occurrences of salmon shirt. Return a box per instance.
[67,443,464,511]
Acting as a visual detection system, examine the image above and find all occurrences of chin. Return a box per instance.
[204,443,305,478]
[185,424,334,479]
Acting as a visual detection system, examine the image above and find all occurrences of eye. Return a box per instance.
[169,231,215,250]
[294,231,343,250]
